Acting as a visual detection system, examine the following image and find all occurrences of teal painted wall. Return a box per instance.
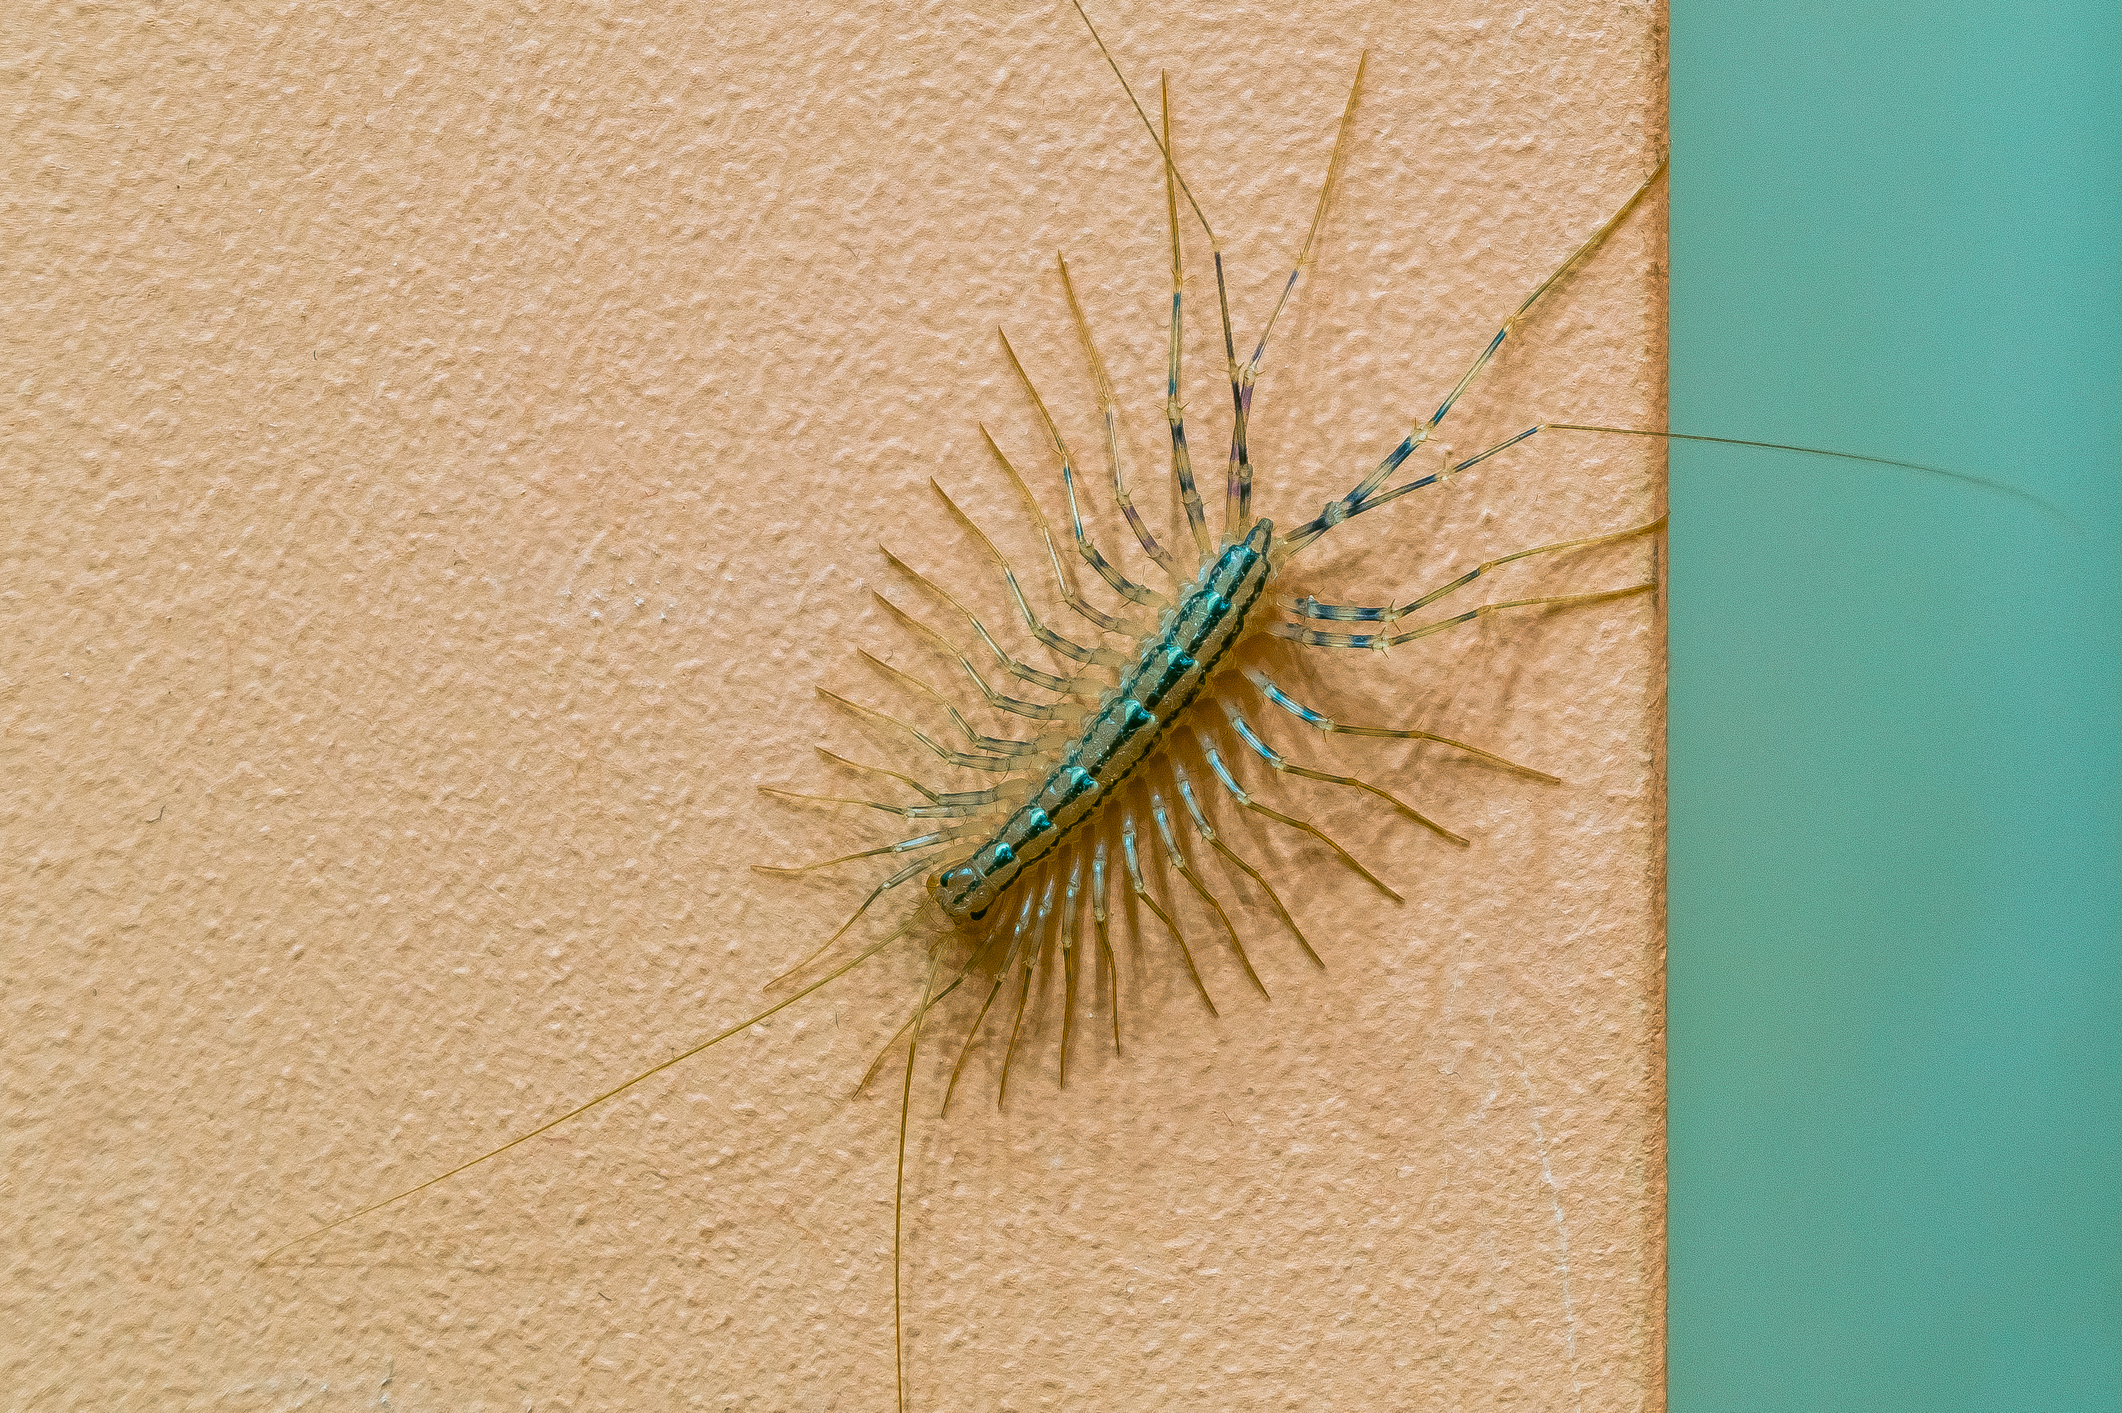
[1669,3,2122,1409]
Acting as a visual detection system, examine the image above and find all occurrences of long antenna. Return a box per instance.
[893,950,945,1413]
[1548,424,2070,521]
[259,926,908,1263]
[1070,0,1218,249]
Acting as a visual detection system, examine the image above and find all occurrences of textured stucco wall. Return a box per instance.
[4,1,1665,1409]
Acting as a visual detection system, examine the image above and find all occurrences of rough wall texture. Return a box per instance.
[3,1,1666,1409]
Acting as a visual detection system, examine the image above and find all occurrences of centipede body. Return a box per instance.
[244,3,1669,1410]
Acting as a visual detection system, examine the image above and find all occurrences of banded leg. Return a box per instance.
[1429,160,1668,432]
[1280,421,1561,553]
[1174,761,1322,968]
[998,329,1172,610]
[1286,419,1642,547]
[1065,8,1240,563]
[857,649,1063,757]
[816,746,944,802]
[1226,50,1369,535]
[816,687,1024,772]
[1199,734,1402,901]
[1157,75,1215,563]
[1223,707,1468,847]
[757,778,1012,824]
[873,588,1090,721]
[1283,162,1669,553]
[1122,809,1218,1017]
[1055,253,1181,586]
[266,919,915,1263]
[1150,783,1268,998]
[1060,851,1083,1086]
[881,546,1090,695]
[1092,836,1121,1055]
[941,894,1037,1115]
[760,855,935,990]
[1285,519,1665,625]
[1272,583,1657,652]
[853,963,974,1098]
[751,829,965,880]
[998,871,1061,1108]
[980,427,1149,637]
[1243,669,1559,783]
[929,479,1132,670]
[757,785,948,822]
[893,948,945,1413]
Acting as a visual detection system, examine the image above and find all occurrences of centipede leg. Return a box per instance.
[858,649,1064,757]
[980,428,1149,638]
[1151,783,1268,999]
[941,896,1036,1116]
[751,829,962,880]
[1224,709,1468,848]
[930,477,1132,672]
[1122,809,1218,1018]
[764,857,934,991]
[1198,735,1402,902]
[999,328,1173,610]
[1155,75,1215,564]
[1092,836,1121,1056]
[1280,519,1667,627]
[1243,668,1560,784]
[881,545,1105,696]
[1276,582,1658,653]
[1059,851,1083,1087]
[1425,163,1668,432]
[1279,164,1669,556]
[1225,50,1369,534]
[1174,761,1323,969]
[1055,252,1181,587]
[854,963,974,1099]
[997,872,1059,1109]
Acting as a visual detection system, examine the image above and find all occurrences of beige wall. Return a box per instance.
[4,1,1665,1408]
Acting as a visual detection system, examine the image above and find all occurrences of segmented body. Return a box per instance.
[933,521,1273,921]
[271,6,1673,1411]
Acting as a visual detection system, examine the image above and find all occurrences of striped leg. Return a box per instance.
[1223,705,1468,848]
[816,687,1027,773]
[1241,669,1558,783]
[759,855,936,990]
[751,829,966,880]
[998,329,1173,610]
[857,650,1064,757]
[1225,51,1368,535]
[1173,761,1322,968]
[1282,164,1669,555]
[880,547,1094,696]
[928,479,1132,671]
[941,893,1037,1116]
[873,588,1089,722]
[1271,583,1657,652]
[1283,519,1666,626]
[980,428,1149,638]
[1198,734,1402,901]
[1092,836,1121,1056]
[1150,782,1268,998]
[1156,76,1216,563]
[998,872,1060,1108]
[1055,253,1182,586]
[1121,808,1218,1017]
[1059,850,1084,1086]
